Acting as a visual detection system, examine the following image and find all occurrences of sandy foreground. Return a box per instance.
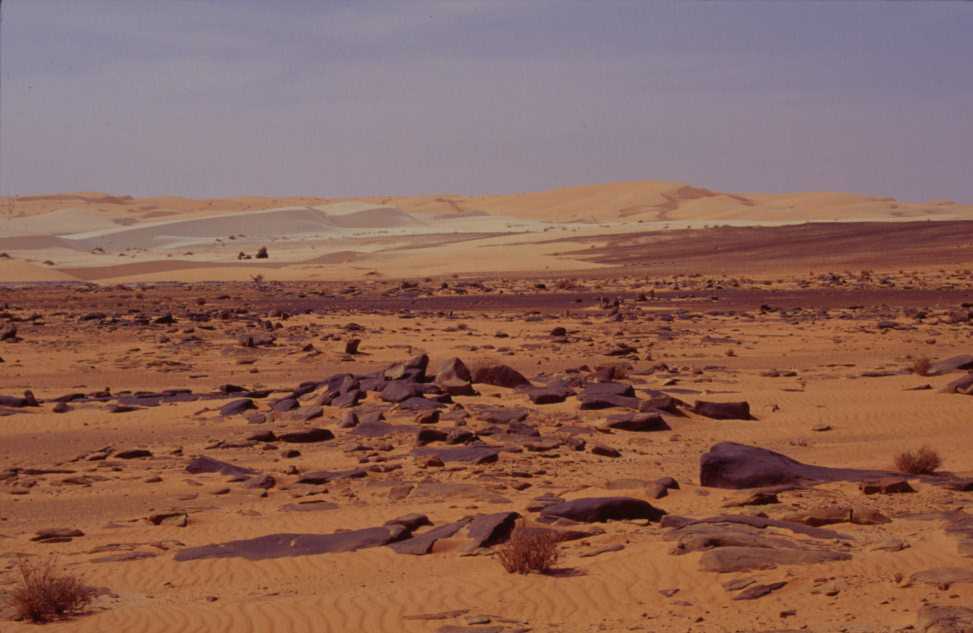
[1,270,973,633]
[1,183,973,632]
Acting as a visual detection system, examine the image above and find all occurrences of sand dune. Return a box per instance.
[0,259,80,282]
[4,180,970,232]
[59,205,423,251]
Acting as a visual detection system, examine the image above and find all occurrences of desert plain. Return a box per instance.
[3,181,973,632]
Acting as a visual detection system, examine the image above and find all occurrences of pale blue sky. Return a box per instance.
[2,1,971,200]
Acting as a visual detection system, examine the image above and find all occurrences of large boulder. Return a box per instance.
[700,442,892,489]
[472,364,531,389]
[540,497,665,523]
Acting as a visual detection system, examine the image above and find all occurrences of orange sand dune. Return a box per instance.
[3,180,970,227]
[0,259,81,282]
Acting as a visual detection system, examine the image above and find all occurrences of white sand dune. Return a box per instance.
[58,205,423,250]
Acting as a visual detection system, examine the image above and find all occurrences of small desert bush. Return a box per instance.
[910,357,932,376]
[10,558,95,622]
[894,445,943,475]
[497,525,559,575]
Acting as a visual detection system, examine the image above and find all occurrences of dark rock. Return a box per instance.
[694,400,752,420]
[591,444,621,458]
[174,526,408,561]
[0,390,39,408]
[415,409,440,424]
[330,388,363,408]
[700,442,893,489]
[527,383,574,405]
[277,428,334,444]
[928,355,973,376]
[734,581,787,600]
[115,449,153,459]
[385,514,432,531]
[32,528,84,542]
[353,421,417,438]
[381,381,422,403]
[397,396,444,411]
[280,500,339,512]
[186,456,256,477]
[467,512,520,548]
[860,477,915,494]
[271,398,299,413]
[579,384,640,410]
[944,374,973,394]
[475,406,529,424]
[297,468,367,484]
[917,605,973,633]
[699,546,851,573]
[417,428,449,445]
[602,412,670,432]
[390,520,469,555]
[220,398,256,416]
[412,445,500,464]
[472,364,531,389]
[540,497,665,523]
[243,474,276,489]
[148,512,188,527]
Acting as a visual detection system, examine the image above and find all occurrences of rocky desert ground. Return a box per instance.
[3,182,973,632]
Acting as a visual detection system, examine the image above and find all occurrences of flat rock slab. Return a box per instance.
[353,421,418,438]
[413,445,500,465]
[700,442,892,489]
[186,456,256,477]
[174,526,407,561]
[220,398,255,416]
[277,428,334,443]
[467,512,519,548]
[928,355,973,376]
[734,581,787,600]
[390,520,469,555]
[911,567,973,589]
[662,514,850,540]
[693,400,752,420]
[297,468,368,485]
[280,500,339,512]
[540,497,665,523]
[603,412,670,432]
[527,385,573,404]
[474,407,529,424]
[918,605,973,633]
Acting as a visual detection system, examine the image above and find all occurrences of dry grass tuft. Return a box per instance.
[10,558,95,623]
[910,357,932,376]
[497,525,560,575]
[894,445,943,475]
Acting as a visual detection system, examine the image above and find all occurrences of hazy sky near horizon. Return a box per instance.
[2,1,971,201]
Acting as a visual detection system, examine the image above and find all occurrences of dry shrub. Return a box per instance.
[497,525,559,575]
[894,445,943,475]
[911,357,932,376]
[10,558,95,622]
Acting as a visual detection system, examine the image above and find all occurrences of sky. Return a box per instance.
[1,1,971,201]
